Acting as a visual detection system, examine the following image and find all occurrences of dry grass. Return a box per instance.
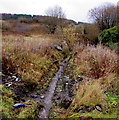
[75,45,118,78]
[71,79,107,109]
[2,34,63,90]
[72,44,118,102]
[62,44,118,118]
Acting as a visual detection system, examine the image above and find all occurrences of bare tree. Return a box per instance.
[46,5,66,18]
[89,3,118,30]
[45,5,66,34]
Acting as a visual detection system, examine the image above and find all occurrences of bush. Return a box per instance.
[1,21,12,31]
[63,25,88,52]
[98,26,119,48]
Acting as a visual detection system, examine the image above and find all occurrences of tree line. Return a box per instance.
[89,3,119,30]
[1,13,41,20]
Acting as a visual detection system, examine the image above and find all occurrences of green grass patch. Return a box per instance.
[1,85,41,119]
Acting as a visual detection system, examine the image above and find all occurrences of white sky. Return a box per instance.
[0,0,118,22]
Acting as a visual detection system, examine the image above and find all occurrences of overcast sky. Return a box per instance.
[0,0,118,22]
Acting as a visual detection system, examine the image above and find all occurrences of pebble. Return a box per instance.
[72,83,76,86]
[12,76,17,79]
[75,80,78,82]
[54,45,62,51]
[5,82,12,87]
[59,90,62,92]
[95,104,102,112]
[15,78,19,81]
[64,76,70,82]
[40,95,45,99]
[31,95,38,98]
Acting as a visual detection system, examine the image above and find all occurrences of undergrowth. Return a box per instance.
[2,34,63,91]
[51,44,118,118]
[1,85,41,119]
[75,45,118,78]
[2,33,64,119]
[2,22,119,119]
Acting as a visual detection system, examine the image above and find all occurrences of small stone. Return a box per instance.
[64,76,70,82]
[54,45,62,51]
[7,72,12,76]
[40,95,45,99]
[0,72,3,76]
[5,82,12,87]
[72,83,76,87]
[75,80,78,82]
[12,76,17,79]
[95,104,102,112]
[76,87,78,89]
[78,75,83,81]
[31,95,38,98]
[13,103,25,108]
[15,78,19,81]
[0,72,5,76]
[59,90,62,92]
[8,76,12,79]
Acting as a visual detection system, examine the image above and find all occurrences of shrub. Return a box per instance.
[63,25,85,52]
[98,26,119,48]
[83,23,100,44]
[1,21,12,31]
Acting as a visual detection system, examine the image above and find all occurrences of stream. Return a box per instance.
[38,58,69,118]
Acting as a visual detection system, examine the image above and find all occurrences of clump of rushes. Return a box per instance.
[70,80,107,110]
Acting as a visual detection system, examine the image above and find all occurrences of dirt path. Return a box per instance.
[38,58,69,118]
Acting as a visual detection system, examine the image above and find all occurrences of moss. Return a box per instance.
[1,85,41,119]
[49,105,67,118]
[17,100,39,119]
[1,85,15,118]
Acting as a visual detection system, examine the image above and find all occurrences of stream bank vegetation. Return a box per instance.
[1,3,119,119]
[49,39,118,119]
[2,32,64,118]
